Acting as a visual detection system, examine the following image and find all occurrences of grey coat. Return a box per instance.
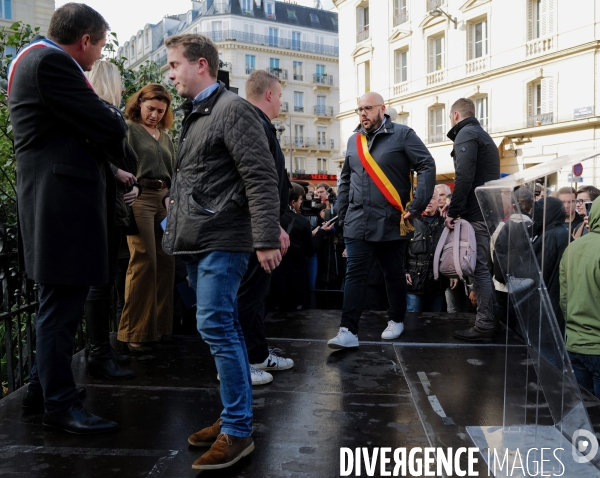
[162,82,280,255]
[337,118,436,241]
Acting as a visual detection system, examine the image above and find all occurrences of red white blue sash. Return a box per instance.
[7,38,94,98]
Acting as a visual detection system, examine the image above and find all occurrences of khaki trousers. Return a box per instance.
[118,189,174,343]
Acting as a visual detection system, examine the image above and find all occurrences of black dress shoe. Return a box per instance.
[22,385,86,413]
[43,404,118,434]
[454,326,495,343]
[110,345,131,364]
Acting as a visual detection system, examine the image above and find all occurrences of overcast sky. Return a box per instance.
[56,1,336,43]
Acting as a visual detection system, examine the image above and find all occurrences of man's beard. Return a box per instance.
[363,115,383,133]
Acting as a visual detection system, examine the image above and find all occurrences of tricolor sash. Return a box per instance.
[355,133,415,236]
[7,37,94,98]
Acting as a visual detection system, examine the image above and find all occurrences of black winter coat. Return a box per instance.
[163,82,280,255]
[447,117,500,222]
[337,117,436,241]
[532,197,572,332]
[10,39,126,285]
[405,213,448,294]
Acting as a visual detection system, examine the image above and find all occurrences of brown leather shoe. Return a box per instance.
[188,418,222,447]
[191,433,254,470]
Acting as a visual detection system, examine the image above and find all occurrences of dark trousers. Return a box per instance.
[237,253,271,364]
[341,238,407,335]
[470,220,497,331]
[569,351,600,398]
[27,283,89,413]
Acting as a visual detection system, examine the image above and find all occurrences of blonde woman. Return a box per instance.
[84,60,139,379]
[118,84,175,352]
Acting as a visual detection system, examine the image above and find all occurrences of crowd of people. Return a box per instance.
[8,2,600,472]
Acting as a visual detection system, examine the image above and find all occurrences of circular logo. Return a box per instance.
[572,429,599,464]
[573,163,584,177]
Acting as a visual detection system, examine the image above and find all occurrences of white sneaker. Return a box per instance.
[381,320,404,340]
[252,348,294,371]
[327,327,359,349]
[216,366,273,386]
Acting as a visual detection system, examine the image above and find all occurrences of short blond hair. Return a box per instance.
[245,70,280,101]
[86,60,122,107]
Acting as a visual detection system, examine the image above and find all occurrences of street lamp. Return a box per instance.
[276,118,293,181]
[429,7,457,29]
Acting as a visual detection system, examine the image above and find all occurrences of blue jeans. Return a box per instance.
[406,293,444,313]
[568,351,600,398]
[341,238,407,335]
[185,251,252,438]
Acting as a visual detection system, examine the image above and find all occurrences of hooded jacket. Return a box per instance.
[337,117,436,241]
[560,198,600,355]
[532,197,571,333]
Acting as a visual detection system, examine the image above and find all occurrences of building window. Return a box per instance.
[293,61,303,81]
[468,18,488,59]
[268,27,279,47]
[474,96,488,130]
[1,0,12,20]
[356,4,369,42]
[294,156,306,172]
[245,55,255,74]
[317,158,328,173]
[428,34,444,72]
[397,113,409,126]
[288,9,297,20]
[145,30,149,47]
[527,78,554,126]
[241,0,252,14]
[294,124,305,147]
[292,31,301,50]
[394,49,408,84]
[310,13,320,24]
[428,105,446,143]
[317,127,327,146]
[357,61,370,95]
[270,58,280,70]
[393,0,408,26]
[266,1,275,19]
[528,0,554,40]
[243,23,255,41]
[131,40,135,58]
[294,92,304,113]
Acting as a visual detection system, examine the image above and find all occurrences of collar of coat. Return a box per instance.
[446,116,480,142]
[178,81,227,119]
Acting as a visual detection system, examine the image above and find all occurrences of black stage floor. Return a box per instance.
[0,310,599,477]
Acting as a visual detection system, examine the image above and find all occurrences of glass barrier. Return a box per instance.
[466,152,600,475]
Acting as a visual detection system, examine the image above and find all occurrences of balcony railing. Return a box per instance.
[317,138,335,149]
[314,105,334,117]
[393,11,408,26]
[282,137,316,147]
[294,106,304,113]
[427,0,445,11]
[313,74,334,86]
[357,28,369,43]
[204,30,339,56]
[427,133,447,143]
[526,36,554,57]
[293,74,303,81]
[245,67,255,74]
[466,57,487,75]
[267,68,288,80]
[393,82,408,96]
[280,102,289,113]
[426,70,444,85]
[527,113,554,127]
[317,170,328,174]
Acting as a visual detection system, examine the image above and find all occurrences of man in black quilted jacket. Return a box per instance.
[163,34,281,470]
[444,98,500,342]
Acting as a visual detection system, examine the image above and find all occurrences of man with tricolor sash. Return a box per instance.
[328,92,436,349]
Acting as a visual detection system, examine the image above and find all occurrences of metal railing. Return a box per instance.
[527,113,554,127]
[313,74,334,86]
[294,106,304,113]
[393,11,409,26]
[293,73,304,81]
[314,105,334,117]
[317,139,335,149]
[245,67,255,74]
[427,133,447,143]
[280,102,289,113]
[204,30,339,56]
[267,68,288,80]
[357,28,369,43]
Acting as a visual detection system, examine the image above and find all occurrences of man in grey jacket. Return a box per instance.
[163,34,281,470]
[445,98,500,342]
[328,92,436,349]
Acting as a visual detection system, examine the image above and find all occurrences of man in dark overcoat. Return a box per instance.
[8,3,126,433]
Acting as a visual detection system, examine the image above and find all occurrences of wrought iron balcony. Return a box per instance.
[357,28,369,43]
[313,74,334,86]
[267,68,288,80]
[427,133,447,144]
[314,105,334,117]
[294,106,304,113]
[245,67,255,75]
[393,10,408,26]
[527,113,554,127]
[293,74,303,81]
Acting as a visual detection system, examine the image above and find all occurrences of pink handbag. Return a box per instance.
[433,219,477,281]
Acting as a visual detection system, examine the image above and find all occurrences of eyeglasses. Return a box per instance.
[354,104,383,115]
[576,199,590,204]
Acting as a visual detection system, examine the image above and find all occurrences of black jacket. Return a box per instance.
[532,197,572,333]
[447,117,500,222]
[254,106,290,217]
[337,117,436,241]
[162,82,280,255]
[10,39,126,285]
[405,212,448,294]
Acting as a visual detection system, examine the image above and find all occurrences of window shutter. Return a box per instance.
[441,36,445,69]
[357,7,364,32]
[429,108,434,137]
[483,20,488,56]
[467,22,474,60]
[527,83,534,117]
[428,38,434,73]
[540,0,548,36]
[547,0,554,34]
[394,51,400,83]
[541,77,554,115]
[527,0,534,40]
